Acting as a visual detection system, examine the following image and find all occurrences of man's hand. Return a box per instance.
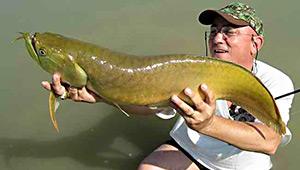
[170,84,216,132]
[41,73,102,103]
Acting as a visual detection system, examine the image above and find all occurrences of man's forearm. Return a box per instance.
[199,115,281,155]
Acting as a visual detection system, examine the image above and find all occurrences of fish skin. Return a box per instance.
[18,32,286,134]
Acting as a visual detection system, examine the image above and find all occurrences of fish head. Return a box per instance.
[20,32,70,72]
[17,32,87,87]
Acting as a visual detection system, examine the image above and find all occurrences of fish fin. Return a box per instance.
[147,100,170,109]
[113,103,130,117]
[155,107,177,119]
[148,101,177,119]
[49,90,61,133]
[148,106,159,110]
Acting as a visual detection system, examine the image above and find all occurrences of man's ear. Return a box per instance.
[251,36,264,55]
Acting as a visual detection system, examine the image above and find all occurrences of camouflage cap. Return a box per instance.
[199,2,264,36]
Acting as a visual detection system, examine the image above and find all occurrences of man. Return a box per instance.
[42,2,294,170]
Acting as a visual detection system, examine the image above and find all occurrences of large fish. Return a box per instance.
[15,32,285,134]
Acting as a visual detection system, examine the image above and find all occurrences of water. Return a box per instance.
[1,0,299,169]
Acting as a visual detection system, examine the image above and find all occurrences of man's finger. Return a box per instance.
[78,87,95,102]
[41,81,51,91]
[200,84,216,106]
[68,87,79,100]
[52,74,65,95]
[52,74,61,86]
[171,95,195,117]
[184,88,206,111]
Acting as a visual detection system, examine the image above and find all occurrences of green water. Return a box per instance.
[1,0,299,169]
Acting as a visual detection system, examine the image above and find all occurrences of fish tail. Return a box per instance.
[272,99,286,134]
[279,119,286,134]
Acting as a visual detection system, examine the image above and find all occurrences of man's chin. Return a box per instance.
[211,53,230,61]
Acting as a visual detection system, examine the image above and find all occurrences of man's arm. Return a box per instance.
[170,84,281,155]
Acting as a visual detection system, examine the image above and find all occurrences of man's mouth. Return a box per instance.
[214,49,228,53]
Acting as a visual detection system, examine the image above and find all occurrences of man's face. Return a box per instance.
[208,16,257,70]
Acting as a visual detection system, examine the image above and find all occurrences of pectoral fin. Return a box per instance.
[49,90,61,133]
[113,103,130,117]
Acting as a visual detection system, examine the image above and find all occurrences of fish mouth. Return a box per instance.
[29,34,38,56]
[26,33,41,65]
[14,32,41,65]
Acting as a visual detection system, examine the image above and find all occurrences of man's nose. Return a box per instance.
[212,32,226,43]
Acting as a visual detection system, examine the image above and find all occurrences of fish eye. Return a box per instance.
[38,48,47,56]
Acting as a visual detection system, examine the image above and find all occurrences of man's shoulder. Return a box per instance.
[255,60,291,80]
[255,60,294,96]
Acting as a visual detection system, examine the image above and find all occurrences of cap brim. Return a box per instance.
[199,10,248,26]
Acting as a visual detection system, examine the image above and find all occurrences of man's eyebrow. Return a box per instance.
[210,23,237,28]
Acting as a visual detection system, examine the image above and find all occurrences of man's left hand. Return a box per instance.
[170,84,216,132]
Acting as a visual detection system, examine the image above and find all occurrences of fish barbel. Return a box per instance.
[15,32,286,134]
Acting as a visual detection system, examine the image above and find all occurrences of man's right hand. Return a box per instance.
[41,73,103,103]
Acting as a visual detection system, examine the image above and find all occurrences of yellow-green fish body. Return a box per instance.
[16,32,285,134]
